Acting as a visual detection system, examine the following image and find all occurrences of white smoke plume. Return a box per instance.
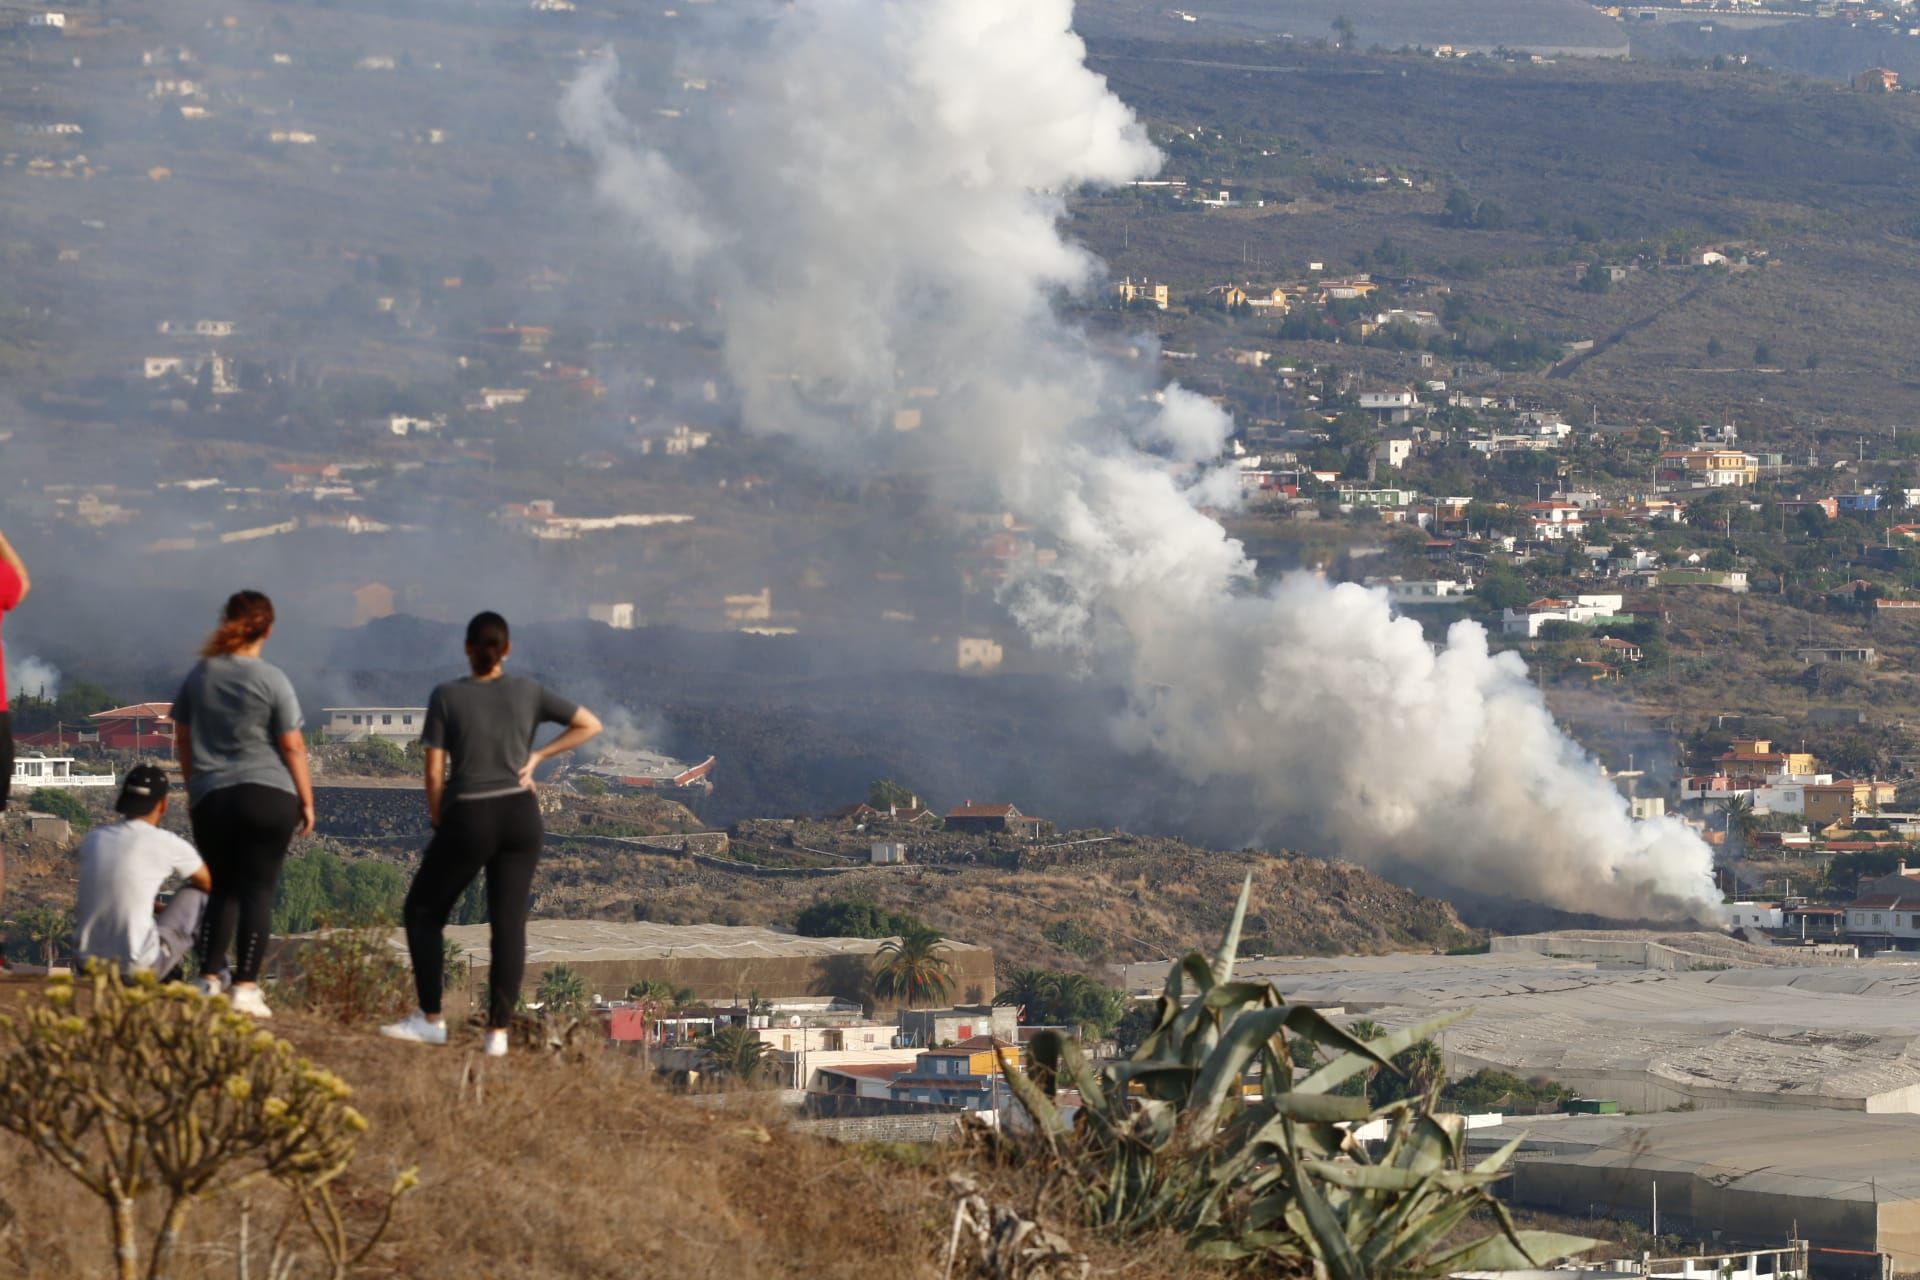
[560,1,1720,920]
[5,652,61,703]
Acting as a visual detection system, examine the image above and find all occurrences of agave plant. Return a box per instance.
[994,876,1593,1277]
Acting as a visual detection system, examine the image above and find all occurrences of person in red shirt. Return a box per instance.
[0,528,31,814]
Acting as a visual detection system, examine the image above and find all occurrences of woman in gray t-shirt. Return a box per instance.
[171,590,314,1020]
[382,611,601,1058]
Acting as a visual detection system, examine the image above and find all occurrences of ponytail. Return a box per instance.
[465,611,510,676]
[201,590,275,658]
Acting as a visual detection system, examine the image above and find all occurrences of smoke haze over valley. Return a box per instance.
[554,0,1718,920]
[36,0,1919,928]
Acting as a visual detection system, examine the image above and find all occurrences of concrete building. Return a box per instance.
[897,1004,1019,1048]
[320,707,426,746]
[1468,1110,1920,1273]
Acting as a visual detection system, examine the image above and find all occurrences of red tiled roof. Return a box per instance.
[947,803,1020,819]
[816,1063,911,1082]
[91,703,173,721]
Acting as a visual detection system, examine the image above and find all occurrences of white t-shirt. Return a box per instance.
[73,821,205,971]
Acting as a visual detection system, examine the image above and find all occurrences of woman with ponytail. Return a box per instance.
[382,611,600,1057]
[170,590,313,1019]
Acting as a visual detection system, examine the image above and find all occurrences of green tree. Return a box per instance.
[13,905,74,968]
[1473,568,1532,612]
[1754,342,1772,366]
[1331,13,1356,45]
[873,926,954,1008]
[1707,336,1724,359]
[272,849,406,933]
[534,964,588,1016]
[994,968,1130,1036]
[793,897,920,939]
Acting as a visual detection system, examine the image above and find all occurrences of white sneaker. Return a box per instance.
[228,985,273,1019]
[379,1011,449,1046]
[196,974,225,998]
[483,1029,509,1058]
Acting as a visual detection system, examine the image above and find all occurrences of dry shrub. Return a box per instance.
[271,928,412,1026]
[0,967,410,1280]
[0,990,1230,1280]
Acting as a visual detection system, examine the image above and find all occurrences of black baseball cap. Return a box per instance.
[115,765,170,817]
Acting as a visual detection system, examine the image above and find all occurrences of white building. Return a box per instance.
[1372,578,1471,608]
[1725,902,1784,931]
[11,756,115,790]
[1375,438,1413,469]
[29,12,67,27]
[320,707,427,745]
[1499,593,1627,637]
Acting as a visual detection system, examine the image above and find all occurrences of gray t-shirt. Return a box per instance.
[422,674,579,804]
[74,821,205,971]
[171,655,304,805]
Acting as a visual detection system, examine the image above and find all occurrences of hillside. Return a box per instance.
[0,788,1479,970]
[1072,41,1920,436]
[0,1000,1184,1279]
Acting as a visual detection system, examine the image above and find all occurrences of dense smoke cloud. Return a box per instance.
[560,0,1719,920]
[5,653,62,703]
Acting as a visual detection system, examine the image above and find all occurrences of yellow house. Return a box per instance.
[1661,449,1759,487]
[1719,739,1816,777]
[1806,780,1897,826]
[1113,277,1170,310]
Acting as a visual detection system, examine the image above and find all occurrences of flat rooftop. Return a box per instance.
[1469,1108,1920,1204]
[1111,932,1920,1111]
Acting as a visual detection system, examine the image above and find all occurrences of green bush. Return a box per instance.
[274,849,407,933]
[793,897,923,939]
[26,788,91,831]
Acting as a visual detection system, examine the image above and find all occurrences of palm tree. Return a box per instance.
[535,964,588,1016]
[700,1024,770,1082]
[1338,1018,1387,1099]
[1718,795,1760,856]
[994,967,1058,1021]
[873,925,954,1009]
[1372,1038,1446,1107]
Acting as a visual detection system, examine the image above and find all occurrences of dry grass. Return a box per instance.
[0,989,1218,1280]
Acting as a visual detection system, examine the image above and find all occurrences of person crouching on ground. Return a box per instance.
[382,611,601,1057]
[73,764,212,980]
[172,590,315,1020]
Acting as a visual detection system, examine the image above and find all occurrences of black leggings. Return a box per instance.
[0,709,12,811]
[402,791,542,1029]
[191,784,300,983]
